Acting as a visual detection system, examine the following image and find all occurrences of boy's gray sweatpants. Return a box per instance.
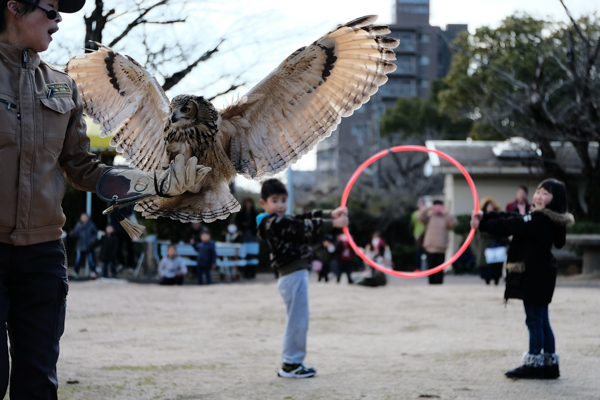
[277,269,309,364]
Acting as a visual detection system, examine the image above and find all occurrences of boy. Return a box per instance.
[192,229,217,285]
[257,179,348,378]
[158,244,187,286]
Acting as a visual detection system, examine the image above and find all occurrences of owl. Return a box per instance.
[66,15,399,223]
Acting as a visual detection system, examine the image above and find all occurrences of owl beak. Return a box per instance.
[170,112,181,123]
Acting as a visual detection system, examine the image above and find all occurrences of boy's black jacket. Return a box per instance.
[257,210,332,276]
[479,208,574,304]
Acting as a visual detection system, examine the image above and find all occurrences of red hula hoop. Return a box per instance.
[340,145,479,278]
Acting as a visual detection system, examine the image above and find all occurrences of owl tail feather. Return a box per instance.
[115,209,146,239]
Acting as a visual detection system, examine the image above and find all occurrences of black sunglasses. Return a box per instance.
[36,4,58,19]
[23,1,59,19]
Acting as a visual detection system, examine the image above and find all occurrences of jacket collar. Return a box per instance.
[256,212,270,227]
[0,42,41,70]
[532,207,575,226]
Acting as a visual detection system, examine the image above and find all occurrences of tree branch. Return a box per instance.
[438,31,530,91]
[109,0,170,47]
[207,84,244,102]
[84,0,115,50]
[143,19,186,25]
[162,39,225,91]
[559,0,591,48]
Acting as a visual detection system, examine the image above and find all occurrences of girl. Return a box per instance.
[471,179,574,379]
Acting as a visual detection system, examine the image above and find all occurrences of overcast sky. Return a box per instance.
[212,0,595,41]
[56,0,597,191]
[58,0,596,104]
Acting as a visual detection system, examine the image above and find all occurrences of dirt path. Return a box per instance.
[54,274,600,400]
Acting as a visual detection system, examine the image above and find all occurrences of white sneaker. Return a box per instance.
[277,363,316,378]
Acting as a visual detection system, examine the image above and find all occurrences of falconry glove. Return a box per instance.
[97,155,211,205]
[96,155,211,238]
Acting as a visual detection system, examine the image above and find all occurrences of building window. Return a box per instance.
[377,79,417,97]
[419,55,430,65]
[419,79,429,89]
[397,6,429,14]
[350,122,370,146]
[419,33,430,43]
[392,31,416,52]
[393,55,416,74]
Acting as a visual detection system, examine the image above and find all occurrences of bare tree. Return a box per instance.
[49,0,319,103]
[78,0,241,96]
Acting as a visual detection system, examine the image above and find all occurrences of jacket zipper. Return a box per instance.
[0,98,13,109]
[22,50,27,69]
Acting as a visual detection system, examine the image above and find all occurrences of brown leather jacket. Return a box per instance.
[0,42,109,246]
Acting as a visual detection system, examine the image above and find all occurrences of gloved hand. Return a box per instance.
[96,155,211,205]
[153,154,211,197]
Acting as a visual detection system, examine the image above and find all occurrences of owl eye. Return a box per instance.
[181,106,191,113]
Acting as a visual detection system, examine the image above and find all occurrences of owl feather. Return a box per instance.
[66,15,399,223]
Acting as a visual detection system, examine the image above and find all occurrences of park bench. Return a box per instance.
[158,241,259,282]
[565,234,600,275]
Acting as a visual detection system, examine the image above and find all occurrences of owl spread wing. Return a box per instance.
[218,15,399,179]
[66,44,171,172]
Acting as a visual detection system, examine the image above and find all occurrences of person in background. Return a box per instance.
[474,197,507,285]
[506,185,531,215]
[158,244,187,285]
[224,221,243,281]
[411,198,426,271]
[110,204,135,268]
[225,221,242,244]
[99,224,119,278]
[335,233,355,284]
[192,229,217,285]
[185,221,204,245]
[236,197,259,242]
[314,234,336,282]
[366,231,387,261]
[418,200,458,285]
[70,212,98,279]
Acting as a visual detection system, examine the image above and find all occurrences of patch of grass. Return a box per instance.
[57,384,102,398]
[402,325,422,332]
[137,376,156,386]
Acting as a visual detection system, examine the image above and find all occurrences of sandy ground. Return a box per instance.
[47,273,600,400]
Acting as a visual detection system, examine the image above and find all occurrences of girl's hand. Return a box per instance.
[331,207,348,219]
[332,215,349,228]
[470,211,483,229]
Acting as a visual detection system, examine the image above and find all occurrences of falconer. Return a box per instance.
[0,1,204,397]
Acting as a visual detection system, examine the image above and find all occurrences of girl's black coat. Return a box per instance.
[479,208,573,305]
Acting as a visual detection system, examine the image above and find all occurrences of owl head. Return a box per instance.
[169,95,218,130]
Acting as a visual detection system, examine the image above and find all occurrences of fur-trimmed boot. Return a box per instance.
[505,353,544,379]
[543,353,560,379]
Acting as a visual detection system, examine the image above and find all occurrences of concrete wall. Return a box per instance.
[447,175,540,216]
[443,174,540,264]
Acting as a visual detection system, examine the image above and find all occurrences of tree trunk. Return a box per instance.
[84,0,115,51]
